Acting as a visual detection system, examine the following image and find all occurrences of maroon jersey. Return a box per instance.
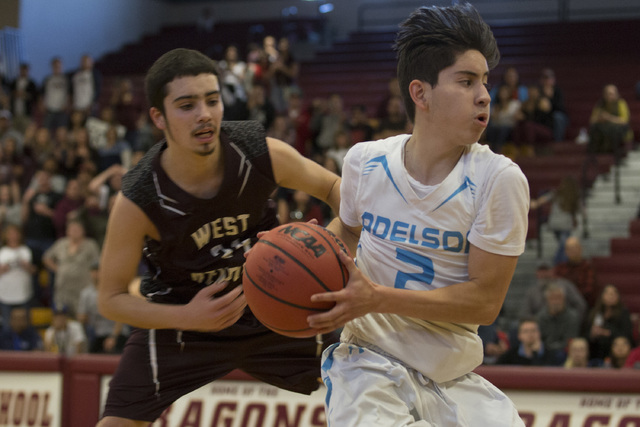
[122,121,279,306]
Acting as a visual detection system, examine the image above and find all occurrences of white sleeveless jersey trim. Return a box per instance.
[340,135,529,383]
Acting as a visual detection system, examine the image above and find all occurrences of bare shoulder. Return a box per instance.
[108,192,160,241]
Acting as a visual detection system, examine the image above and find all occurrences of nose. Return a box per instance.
[477,85,491,106]
[196,100,213,122]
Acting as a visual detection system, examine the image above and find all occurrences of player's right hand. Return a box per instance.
[182,282,247,332]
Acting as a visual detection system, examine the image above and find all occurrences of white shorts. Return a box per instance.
[321,342,525,427]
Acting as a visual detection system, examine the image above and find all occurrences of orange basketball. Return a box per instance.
[242,222,350,338]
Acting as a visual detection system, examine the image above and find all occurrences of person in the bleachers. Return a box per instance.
[0,306,42,351]
[588,84,633,155]
[373,95,411,140]
[69,127,100,174]
[34,155,66,195]
[374,76,402,120]
[3,134,33,194]
[21,169,62,305]
[77,263,128,354]
[584,284,635,363]
[324,128,352,172]
[70,54,102,117]
[287,88,313,156]
[24,126,56,169]
[485,84,521,153]
[625,338,640,369]
[564,337,601,368]
[43,305,87,356]
[41,57,71,133]
[42,219,100,317]
[347,104,374,145]
[86,105,127,153]
[538,68,569,142]
[0,182,23,230]
[7,63,38,133]
[489,66,528,103]
[52,178,85,238]
[0,225,35,332]
[536,282,581,358]
[0,110,24,155]
[310,93,347,156]
[554,236,599,308]
[269,37,300,114]
[602,335,632,369]
[477,317,509,365]
[246,84,276,132]
[530,175,583,265]
[262,35,279,64]
[266,114,296,147]
[497,317,564,366]
[87,163,125,215]
[217,45,249,121]
[521,262,587,323]
[96,125,132,172]
[244,43,271,93]
[131,113,163,160]
[75,190,110,250]
[511,85,554,156]
[109,78,144,145]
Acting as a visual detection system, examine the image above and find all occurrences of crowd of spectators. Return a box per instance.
[484,236,639,369]
[0,33,414,357]
[0,32,637,369]
[484,65,633,162]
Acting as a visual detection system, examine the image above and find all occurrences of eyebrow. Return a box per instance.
[454,70,489,79]
[172,90,220,104]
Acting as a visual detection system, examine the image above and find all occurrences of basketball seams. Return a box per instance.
[243,267,329,312]
[295,223,349,289]
[257,238,335,293]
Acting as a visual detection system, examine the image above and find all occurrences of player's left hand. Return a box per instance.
[307,250,381,334]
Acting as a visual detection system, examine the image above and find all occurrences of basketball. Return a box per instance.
[242,222,350,338]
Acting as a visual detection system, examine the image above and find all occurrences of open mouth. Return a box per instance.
[475,113,489,125]
[194,128,215,139]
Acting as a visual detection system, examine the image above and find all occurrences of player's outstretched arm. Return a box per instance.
[266,137,341,215]
[98,193,246,331]
[307,244,518,333]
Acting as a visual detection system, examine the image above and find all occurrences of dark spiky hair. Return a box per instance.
[394,3,500,122]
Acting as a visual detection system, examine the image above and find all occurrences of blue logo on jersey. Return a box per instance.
[434,176,476,211]
[363,155,407,203]
[361,212,470,254]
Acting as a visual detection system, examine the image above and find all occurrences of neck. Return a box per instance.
[161,140,224,199]
[404,131,465,186]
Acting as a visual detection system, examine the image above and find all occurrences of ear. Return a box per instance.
[408,80,430,113]
[149,107,166,131]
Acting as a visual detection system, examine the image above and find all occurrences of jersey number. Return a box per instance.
[393,248,434,289]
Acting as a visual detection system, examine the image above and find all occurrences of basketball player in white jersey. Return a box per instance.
[313,4,529,426]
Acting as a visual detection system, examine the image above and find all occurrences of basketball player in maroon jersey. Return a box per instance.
[96,48,341,426]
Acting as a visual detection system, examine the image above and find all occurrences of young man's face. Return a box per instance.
[151,73,224,157]
[425,49,490,145]
[518,321,540,347]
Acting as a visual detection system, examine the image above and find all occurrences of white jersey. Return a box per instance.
[340,134,529,383]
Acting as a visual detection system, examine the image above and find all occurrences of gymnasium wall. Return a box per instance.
[1,351,640,427]
[10,0,640,83]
